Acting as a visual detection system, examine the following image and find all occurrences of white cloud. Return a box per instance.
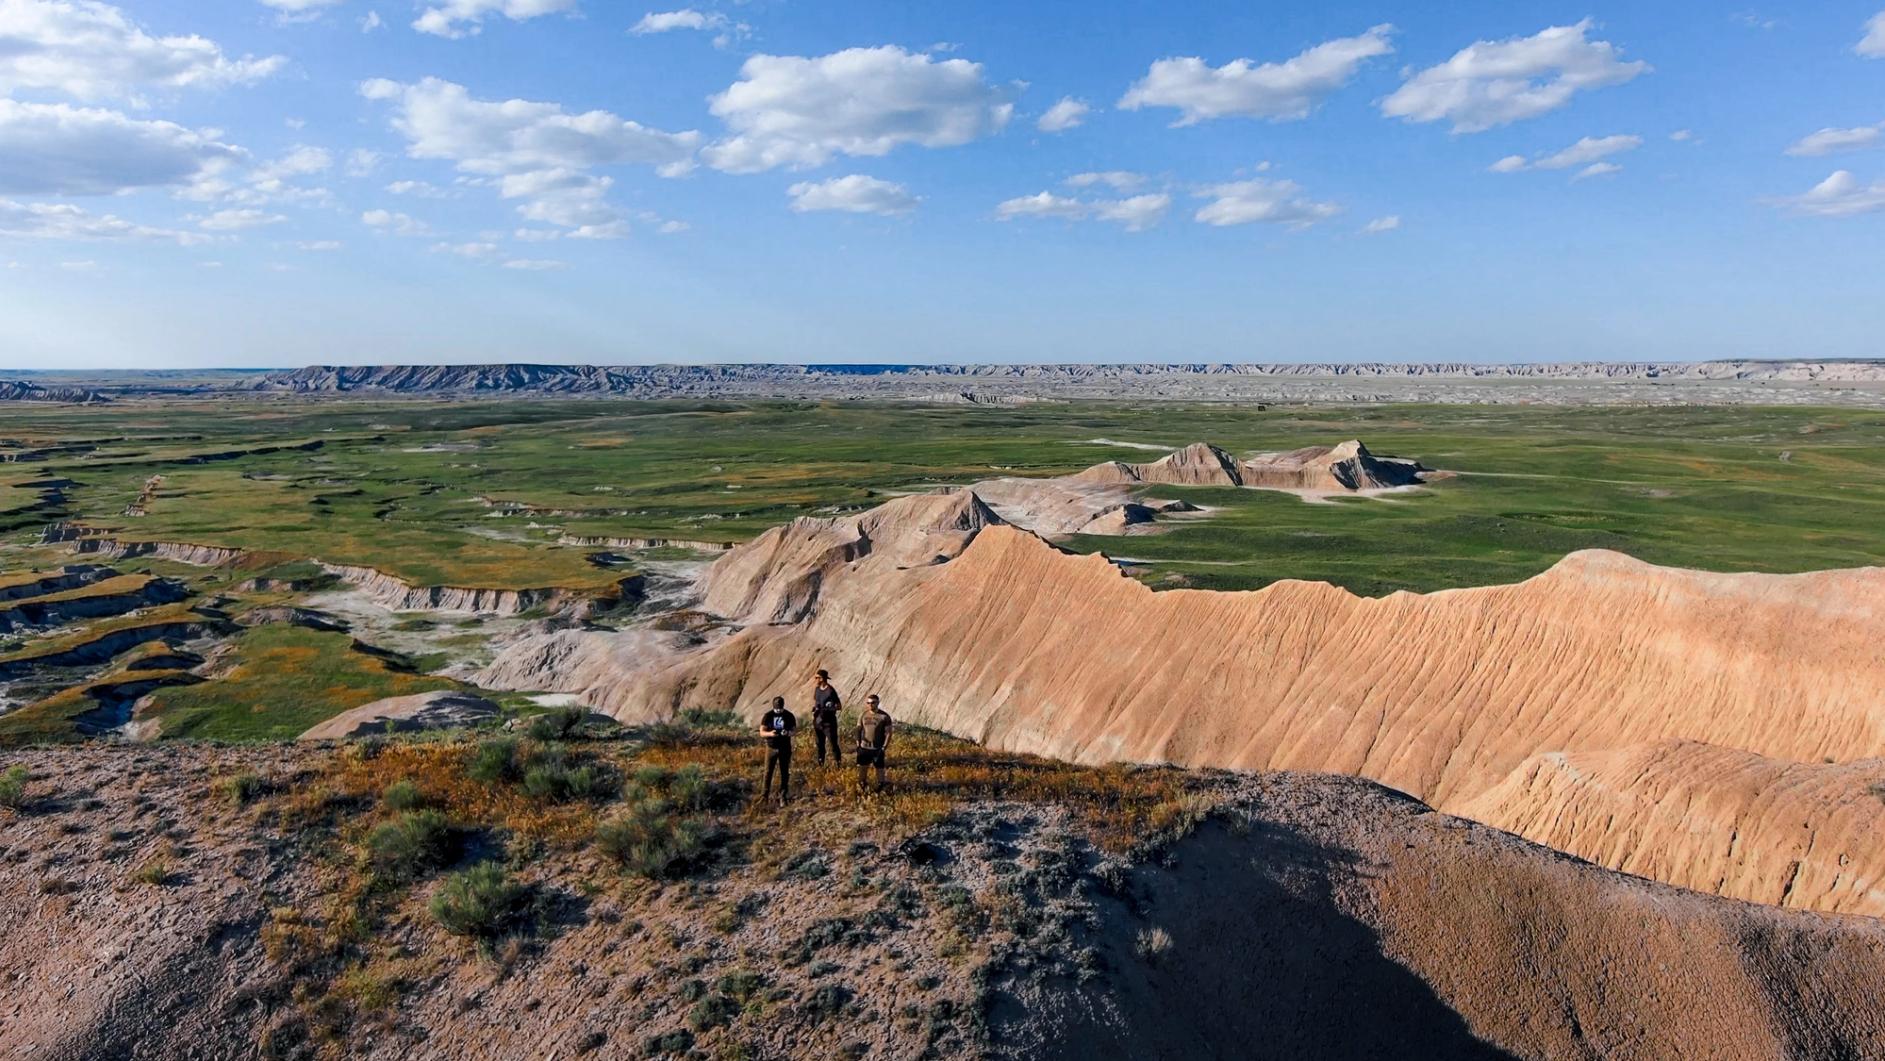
[1092,193,1170,231]
[503,257,566,270]
[1772,170,1885,217]
[786,174,919,215]
[1785,124,1882,157]
[296,239,341,251]
[259,0,344,22]
[362,77,698,236]
[514,227,560,241]
[657,219,688,233]
[360,10,383,32]
[1670,128,1695,142]
[413,0,576,39]
[0,198,205,243]
[1859,11,1885,57]
[432,240,499,258]
[1193,179,1338,228]
[1491,134,1641,174]
[1065,170,1145,191]
[1119,25,1393,125]
[1361,214,1401,234]
[1038,97,1090,133]
[387,179,451,197]
[0,99,243,195]
[632,9,717,33]
[1382,20,1648,133]
[361,208,431,235]
[345,149,380,177]
[0,0,284,102]
[195,207,285,230]
[253,144,330,181]
[1571,161,1621,181]
[703,46,1014,172]
[994,189,1170,231]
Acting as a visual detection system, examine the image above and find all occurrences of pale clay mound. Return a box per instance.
[1071,439,1428,494]
[479,494,1885,916]
[5,744,1885,1060]
[297,691,500,741]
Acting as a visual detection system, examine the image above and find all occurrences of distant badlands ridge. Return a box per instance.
[479,477,1885,918]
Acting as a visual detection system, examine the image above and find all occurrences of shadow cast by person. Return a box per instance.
[995,817,1515,1060]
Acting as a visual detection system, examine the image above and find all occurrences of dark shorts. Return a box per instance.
[857,748,886,768]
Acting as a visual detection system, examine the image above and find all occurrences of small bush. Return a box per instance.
[366,810,453,884]
[642,1030,694,1057]
[523,760,606,803]
[132,855,172,886]
[382,779,425,811]
[429,862,527,939]
[1134,925,1172,965]
[668,765,711,811]
[466,737,521,784]
[0,765,28,810]
[527,707,586,742]
[596,797,708,879]
[686,993,738,1032]
[220,772,268,808]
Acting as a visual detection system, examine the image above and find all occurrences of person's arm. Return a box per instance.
[881,716,892,752]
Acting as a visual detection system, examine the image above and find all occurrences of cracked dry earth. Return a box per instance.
[3,741,1885,1060]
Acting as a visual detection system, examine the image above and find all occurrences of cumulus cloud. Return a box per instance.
[503,257,566,270]
[1785,124,1882,157]
[1065,171,1145,191]
[786,174,919,215]
[703,46,1014,172]
[1859,11,1885,57]
[632,9,720,33]
[258,0,345,21]
[994,189,1170,231]
[0,0,283,102]
[1193,179,1338,228]
[386,179,451,197]
[1037,97,1090,133]
[413,0,576,39]
[1382,20,1648,133]
[1772,170,1885,217]
[253,144,330,181]
[362,77,698,237]
[432,240,498,258]
[1119,26,1393,125]
[194,207,285,230]
[1571,161,1621,181]
[0,197,204,243]
[1361,214,1401,234]
[1491,134,1641,175]
[0,99,243,195]
[361,208,431,235]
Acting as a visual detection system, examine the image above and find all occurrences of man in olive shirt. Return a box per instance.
[758,695,796,804]
[855,694,892,791]
[810,669,843,766]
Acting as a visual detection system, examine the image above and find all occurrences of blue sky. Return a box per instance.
[0,0,1882,368]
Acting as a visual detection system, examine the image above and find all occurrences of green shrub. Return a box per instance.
[527,707,586,742]
[686,993,738,1032]
[523,760,606,803]
[429,862,526,939]
[366,810,453,884]
[0,765,28,810]
[668,765,711,811]
[220,771,268,807]
[596,797,708,879]
[466,737,521,784]
[382,779,425,811]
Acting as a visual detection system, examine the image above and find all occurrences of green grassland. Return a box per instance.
[0,399,1880,595]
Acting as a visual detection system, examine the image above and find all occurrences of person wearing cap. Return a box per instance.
[809,669,843,766]
[757,695,797,804]
[855,694,892,791]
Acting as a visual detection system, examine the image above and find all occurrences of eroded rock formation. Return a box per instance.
[480,492,1885,915]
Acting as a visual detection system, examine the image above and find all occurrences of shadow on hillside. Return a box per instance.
[997,818,1515,1060]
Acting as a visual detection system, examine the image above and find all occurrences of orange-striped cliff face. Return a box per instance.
[481,495,1885,915]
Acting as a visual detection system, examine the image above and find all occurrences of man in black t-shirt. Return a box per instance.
[758,696,796,804]
[810,669,843,766]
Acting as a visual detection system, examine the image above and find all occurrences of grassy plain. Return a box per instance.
[0,399,1881,595]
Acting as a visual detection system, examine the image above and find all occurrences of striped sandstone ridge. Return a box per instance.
[1457,740,1885,916]
[480,497,1885,914]
[1073,439,1427,493]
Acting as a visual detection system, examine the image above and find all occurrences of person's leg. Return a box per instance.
[830,723,843,765]
[779,751,791,803]
[875,756,887,789]
[815,724,830,765]
[763,750,777,801]
[856,752,868,790]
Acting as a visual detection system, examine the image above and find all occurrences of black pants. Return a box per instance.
[763,747,792,802]
[814,719,842,764]
[856,746,886,788]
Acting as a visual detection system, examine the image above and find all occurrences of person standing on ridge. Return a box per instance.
[758,695,796,804]
[810,669,843,766]
[855,694,892,792]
